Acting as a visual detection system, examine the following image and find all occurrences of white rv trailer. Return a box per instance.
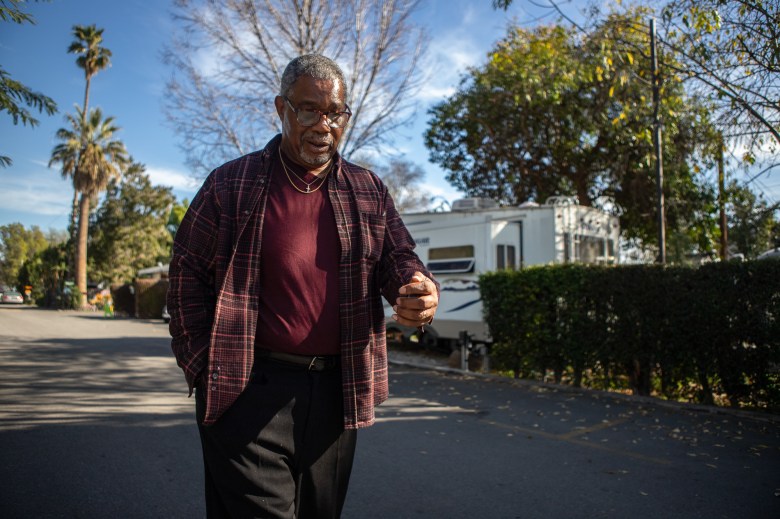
[385,196,620,349]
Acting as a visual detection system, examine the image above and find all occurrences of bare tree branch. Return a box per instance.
[164,0,427,177]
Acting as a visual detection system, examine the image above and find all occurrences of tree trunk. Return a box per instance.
[76,193,90,308]
[69,189,79,279]
[576,181,591,207]
[72,77,91,288]
[70,190,79,233]
[83,77,91,121]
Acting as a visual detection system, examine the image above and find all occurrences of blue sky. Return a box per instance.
[1,0,585,232]
[6,1,775,234]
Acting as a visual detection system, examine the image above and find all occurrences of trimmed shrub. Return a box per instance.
[111,283,135,317]
[480,261,780,411]
[134,278,168,319]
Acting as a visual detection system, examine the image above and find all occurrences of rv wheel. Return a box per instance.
[413,329,439,351]
[386,326,406,348]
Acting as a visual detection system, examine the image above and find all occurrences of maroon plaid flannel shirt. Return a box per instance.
[168,135,436,428]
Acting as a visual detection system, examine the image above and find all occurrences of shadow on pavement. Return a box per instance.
[0,333,204,518]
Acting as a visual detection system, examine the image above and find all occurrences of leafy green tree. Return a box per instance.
[89,163,175,284]
[12,225,70,306]
[0,222,48,287]
[425,11,721,254]
[492,0,778,257]
[660,0,779,155]
[727,182,779,259]
[44,228,69,245]
[661,0,780,247]
[0,0,57,166]
[49,107,129,303]
[166,198,189,239]
[16,241,70,307]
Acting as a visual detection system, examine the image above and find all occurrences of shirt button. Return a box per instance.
[212,372,219,380]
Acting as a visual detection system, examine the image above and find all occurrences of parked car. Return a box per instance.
[1,290,24,304]
[757,247,780,261]
[162,305,170,323]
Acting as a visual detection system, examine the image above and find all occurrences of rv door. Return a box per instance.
[491,220,523,270]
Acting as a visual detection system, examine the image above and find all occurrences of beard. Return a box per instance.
[298,133,334,167]
[299,147,332,167]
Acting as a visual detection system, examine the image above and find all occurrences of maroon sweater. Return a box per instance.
[255,151,341,355]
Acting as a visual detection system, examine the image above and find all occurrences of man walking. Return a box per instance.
[168,54,438,518]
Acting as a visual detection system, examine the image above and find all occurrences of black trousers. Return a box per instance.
[195,360,357,519]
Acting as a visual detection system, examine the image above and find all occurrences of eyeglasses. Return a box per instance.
[284,96,352,129]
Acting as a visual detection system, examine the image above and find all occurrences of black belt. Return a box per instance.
[255,349,340,371]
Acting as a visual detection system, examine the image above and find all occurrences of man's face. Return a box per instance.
[275,75,346,169]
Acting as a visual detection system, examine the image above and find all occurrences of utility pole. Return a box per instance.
[718,134,728,260]
[650,18,666,265]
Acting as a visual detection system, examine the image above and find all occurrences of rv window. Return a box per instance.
[576,235,607,263]
[429,245,475,260]
[426,259,475,274]
[428,245,475,273]
[496,244,517,270]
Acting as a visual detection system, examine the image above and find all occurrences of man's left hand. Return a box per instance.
[392,272,438,330]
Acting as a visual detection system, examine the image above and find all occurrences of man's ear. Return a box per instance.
[274,96,285,120]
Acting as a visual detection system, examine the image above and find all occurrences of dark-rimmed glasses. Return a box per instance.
[283,96,352,129]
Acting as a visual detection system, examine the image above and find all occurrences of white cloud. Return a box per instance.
[422,181,461,200]
[30,159,50,168]
[460,5,478,25]
[415,26,492,105]
[0,182,71,217]
[417,84,458,102]
[145,166,202,193]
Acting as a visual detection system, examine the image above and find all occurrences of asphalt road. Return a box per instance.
[0,306,778,518]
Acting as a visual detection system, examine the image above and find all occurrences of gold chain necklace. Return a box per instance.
[278,148,332,194]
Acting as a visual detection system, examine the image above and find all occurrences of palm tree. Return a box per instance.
[68,24,112,120]
[50,106,129,305]
[66,25,112,247]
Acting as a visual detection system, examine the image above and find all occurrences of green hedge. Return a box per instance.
[134,278,168,319]
[480,261,780,411]
[111,283,135,317]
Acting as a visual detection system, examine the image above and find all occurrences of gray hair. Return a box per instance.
[279,54,348,100]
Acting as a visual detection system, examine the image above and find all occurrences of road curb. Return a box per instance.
[388,357,780,425]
